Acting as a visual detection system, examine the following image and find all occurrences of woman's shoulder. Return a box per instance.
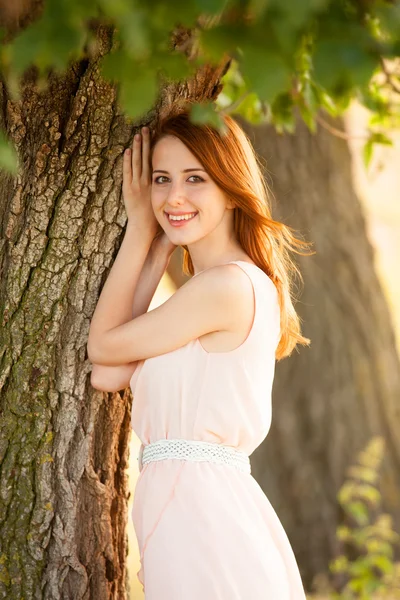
[191,260,256,292]
[188,258,277,308]
[189,262,258,318]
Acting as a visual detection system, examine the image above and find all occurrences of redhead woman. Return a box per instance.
[88,108,312,599]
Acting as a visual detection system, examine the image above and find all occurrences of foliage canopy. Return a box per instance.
[0,0,400,171]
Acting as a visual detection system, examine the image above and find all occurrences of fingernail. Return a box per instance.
[135,133,141,140]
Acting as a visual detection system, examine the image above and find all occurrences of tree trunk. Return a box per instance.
[0,26,229,599]
[235,114,400,590]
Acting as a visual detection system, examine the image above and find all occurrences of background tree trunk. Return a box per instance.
[233,114,400,590]
[0,26,229,600]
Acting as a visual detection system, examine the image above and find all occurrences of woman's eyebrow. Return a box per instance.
[152,168,206,174]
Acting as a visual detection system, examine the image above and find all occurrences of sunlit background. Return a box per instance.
[126,102,400,599]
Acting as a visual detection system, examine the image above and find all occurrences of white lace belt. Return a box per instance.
[138,438,251,474]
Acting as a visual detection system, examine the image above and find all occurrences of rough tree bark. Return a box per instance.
[234,114,400,590]
[0,24,230,600]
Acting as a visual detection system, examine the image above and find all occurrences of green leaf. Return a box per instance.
[8,0,92,78]
[301,80,319,113]
[200,24,244,63]
[313,38,378,94]
[240,49,291,104]
[215,60,266,124]
[247,0,269,19]
[151,0,199,28]
[336,525,352,539]
[298,102,317,133]
[267,0,329,28]
[346,501,370,526]
[310,86,338,117]
[330,554,349,574]
[347,465,379,484]
[370,132,393,146]
[151,51,193,82]
[348,578,364,593]
[116,9,151,60]
[190,103,228,134]
[230,92,265,125]
[119,70,158,120]
[348,556,372,578]
[194,0,228,15]
[374,3,400,44]
[364,578,384,596]
[0,131,18,174]
[270,91,295,132]
[369,554,394,575]
[97,0,137,18]
[217,58,248,102]
[363,133,393,169]
[101,51,158,119]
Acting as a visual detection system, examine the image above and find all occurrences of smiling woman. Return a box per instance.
[87,107,311,599]
[149,133,238,257]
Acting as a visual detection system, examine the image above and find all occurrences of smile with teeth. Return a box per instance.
[166,212,198,222]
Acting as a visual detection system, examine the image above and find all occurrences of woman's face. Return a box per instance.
[151,135,234,246]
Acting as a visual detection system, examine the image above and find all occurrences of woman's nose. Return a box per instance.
[166,182,188,203]
[167,194,187,206]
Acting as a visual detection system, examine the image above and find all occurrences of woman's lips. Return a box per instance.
[165,211,198,227]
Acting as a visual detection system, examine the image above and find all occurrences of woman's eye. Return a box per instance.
[153,175,205,184]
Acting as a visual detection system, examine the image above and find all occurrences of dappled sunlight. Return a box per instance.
[345,101,400,353]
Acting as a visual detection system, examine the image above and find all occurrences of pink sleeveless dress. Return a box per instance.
[130,260,307,599]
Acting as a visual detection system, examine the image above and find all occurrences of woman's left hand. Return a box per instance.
[123,126,158,238]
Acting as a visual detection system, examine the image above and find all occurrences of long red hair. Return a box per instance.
[149,108,313,360]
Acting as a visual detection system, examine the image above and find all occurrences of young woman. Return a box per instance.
[88,109,312,598]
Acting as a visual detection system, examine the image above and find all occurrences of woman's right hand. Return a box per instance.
[122,126,159,238]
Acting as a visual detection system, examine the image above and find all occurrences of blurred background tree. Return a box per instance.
[0,1,399,598]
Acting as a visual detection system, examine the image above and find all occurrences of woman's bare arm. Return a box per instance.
[89,262,253,365]
[90,240,174,392]
[131,241,173,320]
[89,125,176,390]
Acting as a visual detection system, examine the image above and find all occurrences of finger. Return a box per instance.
[123,148,132,190]
[141,126,150,182]
[132,132,142,181]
